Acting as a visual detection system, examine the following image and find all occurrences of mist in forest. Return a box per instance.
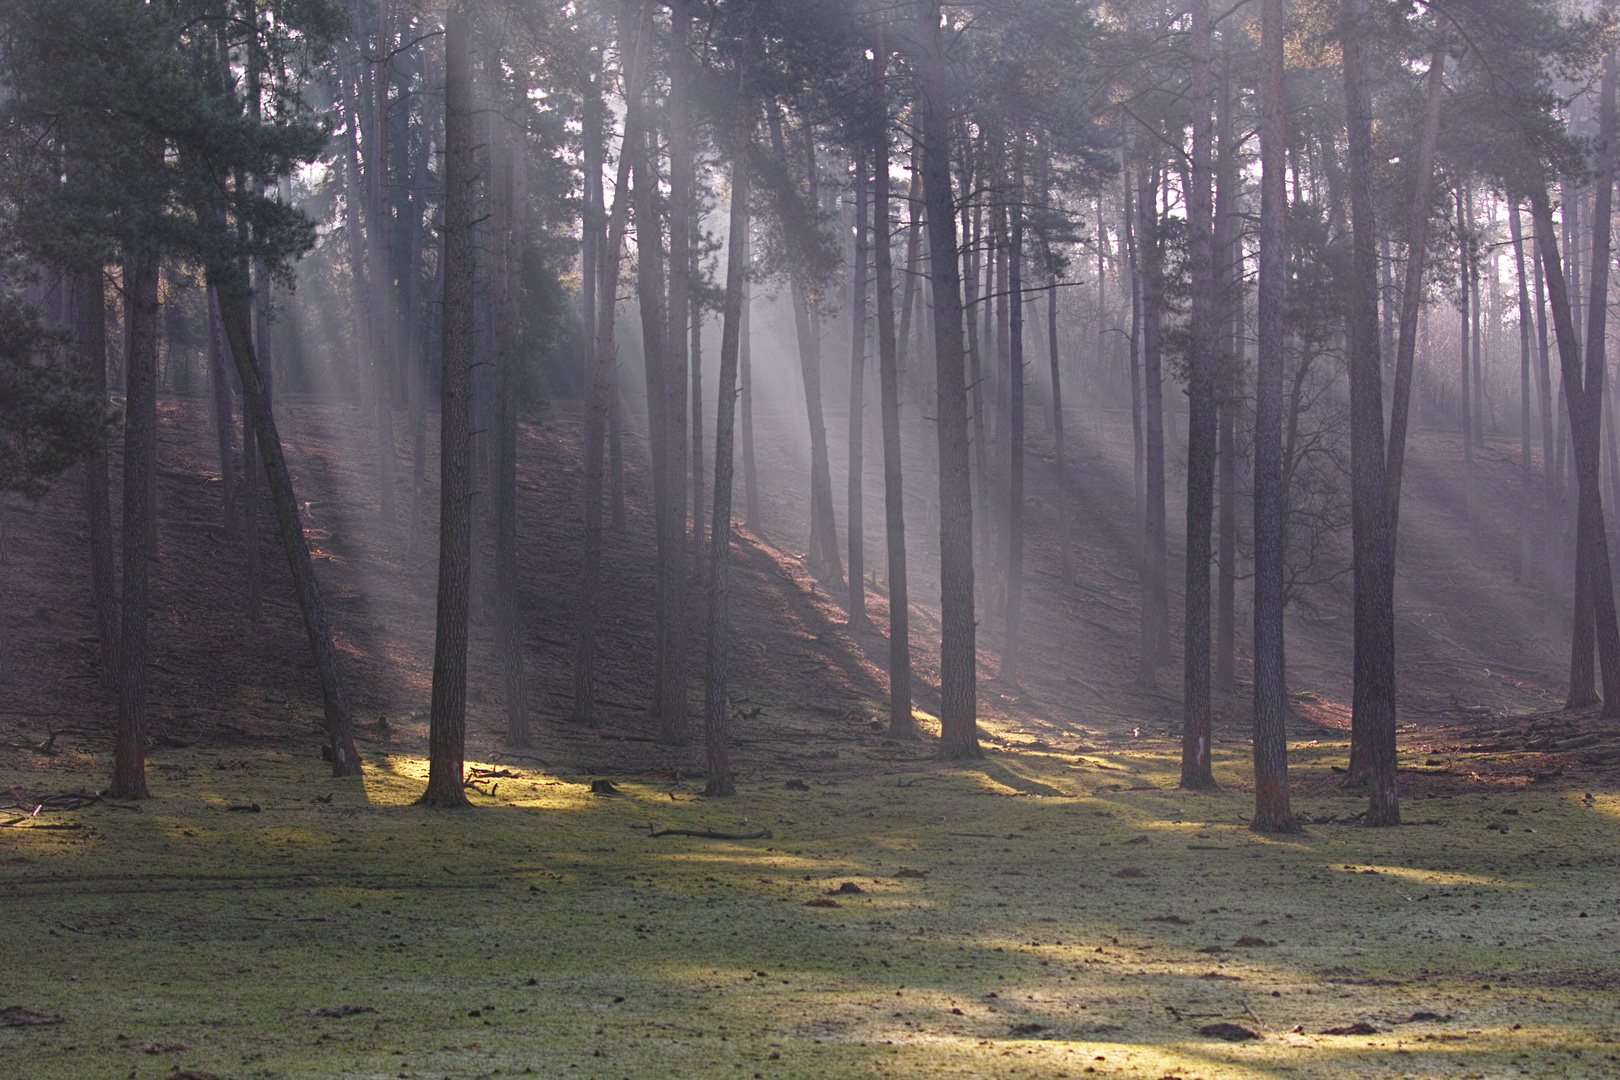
[0,0,1615,863]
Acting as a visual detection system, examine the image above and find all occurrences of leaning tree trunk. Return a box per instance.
[1251,0,1296,832]
[917,0,980,760]
[871,32,913,739]
[420,0,475,807]
[702,14,755,799]
[109,252,159,801]
[1532,213,1558,626]
[1180,0,1218,791]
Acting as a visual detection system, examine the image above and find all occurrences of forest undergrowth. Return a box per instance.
[2,396,1619,1079]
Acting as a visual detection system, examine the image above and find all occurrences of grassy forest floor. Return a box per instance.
[2,391,1619,1080]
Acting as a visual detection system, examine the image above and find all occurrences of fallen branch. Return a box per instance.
[645,826,771,840]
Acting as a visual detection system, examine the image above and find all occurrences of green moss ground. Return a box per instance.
[4,736,1619,1080]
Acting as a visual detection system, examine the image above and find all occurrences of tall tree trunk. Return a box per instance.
[1513,204,1535,582]
[574,12,646,724]
[916,0,979,760]
[491,67,529,747]
[702,14,754,799]
[1251,0,1296,832]
[1532,210,1558,626]
[629,7,677,738]
[205,286,236,544]
[77,266,119,690]
[1215,55,1238,691]
[659,0,694,742]
[847,143,870,628]
[1048,275,1068,591]
[1136,157,1168,686]
[1123,156,1144,564]
[1000,149,1026,686]
[1534,54,1620,717]
[1382,46,1447,530]
[409,51,438,555]
[340,44,386,527]
[740,232,759,533]
[961,143,991,603]
[420,0,475,807]
[1180,0,1217,790]
[872,32,913,739]
[1341,0,1399,826]
[691,222,706,582]
[1458,186,1477,535]
[1470,185,1485,449]
[109,252,158,801]
[774,117,842,588]
[368,6,398,528]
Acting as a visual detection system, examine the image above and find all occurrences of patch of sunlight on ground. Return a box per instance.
[1331,863,1531,888]
[4,738,1619,1079]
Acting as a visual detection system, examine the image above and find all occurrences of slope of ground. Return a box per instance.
[3,391,1619,1080]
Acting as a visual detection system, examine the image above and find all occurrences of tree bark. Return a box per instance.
[774,117,842,589]
[916,0,979,760]
[1048,275,1068,592]
[691,219,706,583]
[491,67,529,747]
[574,12,647,724]
[367,8,398,528]
[872,31,913,739]
[702,14,754,799]
[847,143,870,628]
[76,266,119,690]
[1531,209,1558,625]
[661,0,695,741]
[1136,157,1168,686]
[960,141,991,603]
[999,148,1025,687]
[1215,55,1238,691]
[205,285,236,545]
[629,0,685,742]
[1532,55,1620,717]
[1340,0,1398,826]
[1458,185,1476,535]
[1180,0,1217,790]
[420,0,475,807]
[1122,156,1144,569]
[1251,0,1296,832]
[740,231,759,533]
[1512,203,1535,582]
[109,252,158,801]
